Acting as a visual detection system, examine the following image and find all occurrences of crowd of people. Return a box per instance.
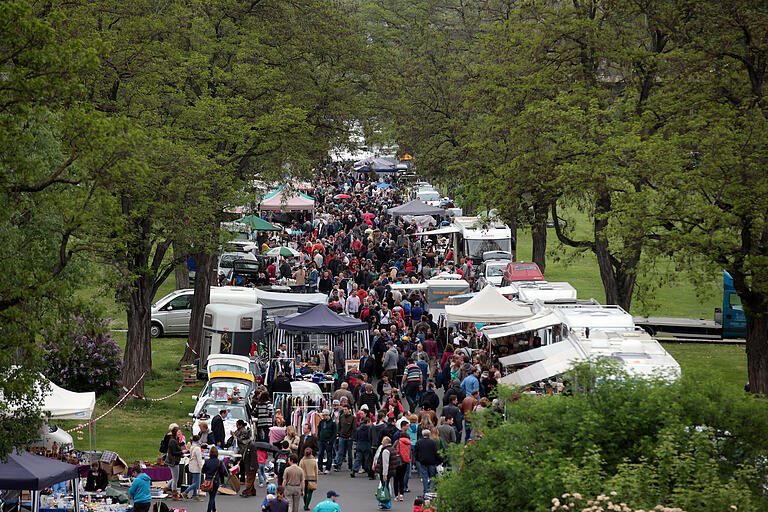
[161,165,509,512]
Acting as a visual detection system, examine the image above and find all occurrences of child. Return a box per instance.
[413,497,425,512]
[257,447,269,487]
[261,483,277,510]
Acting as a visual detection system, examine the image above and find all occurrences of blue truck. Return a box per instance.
[634,272,746,340]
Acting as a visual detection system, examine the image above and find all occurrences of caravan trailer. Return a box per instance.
[198,303,264,377]
[452,216,513,264]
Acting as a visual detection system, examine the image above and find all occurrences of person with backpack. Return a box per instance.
[274,441,291,486]
[373,437,399,510]
[392,424,411,502]
[201,446,226,512]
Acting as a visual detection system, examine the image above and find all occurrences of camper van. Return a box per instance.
[389,276,470,317]
[198,303,264,377]
[452,216,513,264]
[510,282,578,303]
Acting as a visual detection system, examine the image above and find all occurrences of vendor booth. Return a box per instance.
[272,305,370,361]
[259,185,315,214]
[387,199,447,217]
[0,451,81,512]
[444,285,533,324]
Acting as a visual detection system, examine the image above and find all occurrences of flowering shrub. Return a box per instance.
[553,492,689,512]
[42,314,122,394]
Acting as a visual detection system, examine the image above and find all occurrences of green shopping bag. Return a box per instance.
[377,482,391,502]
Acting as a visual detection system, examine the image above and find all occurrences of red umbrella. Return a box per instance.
[334,194,352,200]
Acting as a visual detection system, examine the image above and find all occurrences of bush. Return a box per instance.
[433,361,768,512]
[42,313,122,394]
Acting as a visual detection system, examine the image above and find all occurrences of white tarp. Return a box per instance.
[290,381,324,399]
[254,289,328,309]
[482,310,562,339]
[499,346,581,387]
[498,338,582,367]
[445,285,533,324]
[42,378,95,421]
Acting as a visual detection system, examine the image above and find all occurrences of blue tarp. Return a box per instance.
[277,305,367,333]
[0,451,79,490]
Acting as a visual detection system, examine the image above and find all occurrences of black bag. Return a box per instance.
[159,435,169,454]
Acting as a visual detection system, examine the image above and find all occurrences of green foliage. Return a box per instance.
[42,312,122,394]
[434,362,768,512]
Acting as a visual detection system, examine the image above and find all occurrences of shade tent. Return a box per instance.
[254,289,328,310]
[259,185,315,212]
[482,310,562,340]
[273,305,370,359]
[235,215,281,231]
[409,225,460,236]
[499,343,582,387]
[388,199,447,217]
[277,305,367,333]
[445,285,533,324]
[42,379,96,421]
[0,451,81,512]
[354,157,396,171]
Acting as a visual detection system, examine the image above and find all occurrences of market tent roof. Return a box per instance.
[499,341,584,388]
[43,378,95,421]
[482,310,562,340]
[0,451,79,490]
[277,304,368,333]
[259,185,315,212]
[388,199,447,217]
[498,338,581,367]
[235,215,281,231]
[254,289,328,309]
[409,225,460,236]
[445,285,533,324]
[354,156,396,170]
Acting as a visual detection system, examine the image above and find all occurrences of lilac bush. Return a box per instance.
[42,314,122,394]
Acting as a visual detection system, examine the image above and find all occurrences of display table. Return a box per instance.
[125,467,172,482]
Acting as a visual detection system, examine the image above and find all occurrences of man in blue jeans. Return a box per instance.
[351,416,373,477]
[317,409,337,474]
[413,430,441,495]
[334,403,356,471]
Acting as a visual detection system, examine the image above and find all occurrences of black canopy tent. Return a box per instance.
[387,199,447,217]
[0,451,81,512]
[272,305,370,360]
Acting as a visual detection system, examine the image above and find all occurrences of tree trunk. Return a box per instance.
[174,241,190,290]
[122,275,154,398]
[746,311,768,395]
[180,252,214,364]
[531,203,548,272]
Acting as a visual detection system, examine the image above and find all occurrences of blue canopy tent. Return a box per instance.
[273,305,369,360]
[0,451,81,512]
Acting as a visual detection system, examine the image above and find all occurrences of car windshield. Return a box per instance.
[465,239,512,259]
[204,380,251,399]
[219,254,239,268]
[418,192,440,202]
[209,364,250,374]
[487,264,506,277]
[202,403,247,421]
[234,261,259,270]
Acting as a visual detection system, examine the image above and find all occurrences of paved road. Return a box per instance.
[170,469,424,512]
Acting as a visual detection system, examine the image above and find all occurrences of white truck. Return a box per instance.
[452,216,513,264]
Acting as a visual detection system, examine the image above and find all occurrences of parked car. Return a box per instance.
[191,399,253,443]
[150,290,194,338]
[28,423,74,453]
[218,251,257,285]
[474,259,510,290]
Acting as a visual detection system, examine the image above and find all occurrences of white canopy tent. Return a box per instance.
[445,285,533,324]
[499,345,582,387]
[42,379,96,421]
[409,225,460,236]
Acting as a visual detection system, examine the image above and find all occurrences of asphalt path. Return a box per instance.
[170,468,423,512]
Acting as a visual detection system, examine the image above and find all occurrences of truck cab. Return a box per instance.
[722,271,746,338]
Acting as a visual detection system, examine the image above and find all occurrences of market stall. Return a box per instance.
[444,285,533,324]
[272,305,369,361]
[0,450,81,512]
[259,185,315,214]
[387,199,447,217]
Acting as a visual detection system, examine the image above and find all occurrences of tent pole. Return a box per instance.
[32,490,40,512]
[73,477,81,512]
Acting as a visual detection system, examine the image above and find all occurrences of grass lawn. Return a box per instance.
[514,226,721,319]
[662,342,748,392]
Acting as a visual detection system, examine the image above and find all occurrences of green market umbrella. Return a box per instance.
[235,215,281,231]
[264,246,300,258]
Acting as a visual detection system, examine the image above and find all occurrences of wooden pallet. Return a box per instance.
[181,365,197,386]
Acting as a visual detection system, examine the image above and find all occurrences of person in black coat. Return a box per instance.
[211,409,226,447]
[85,462,109,492]
[201,447,226,512]
[419,384,439,412]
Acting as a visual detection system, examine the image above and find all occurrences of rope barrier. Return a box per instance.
[66,372,146,433]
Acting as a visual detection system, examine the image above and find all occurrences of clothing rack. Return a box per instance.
[272,392,331,433]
